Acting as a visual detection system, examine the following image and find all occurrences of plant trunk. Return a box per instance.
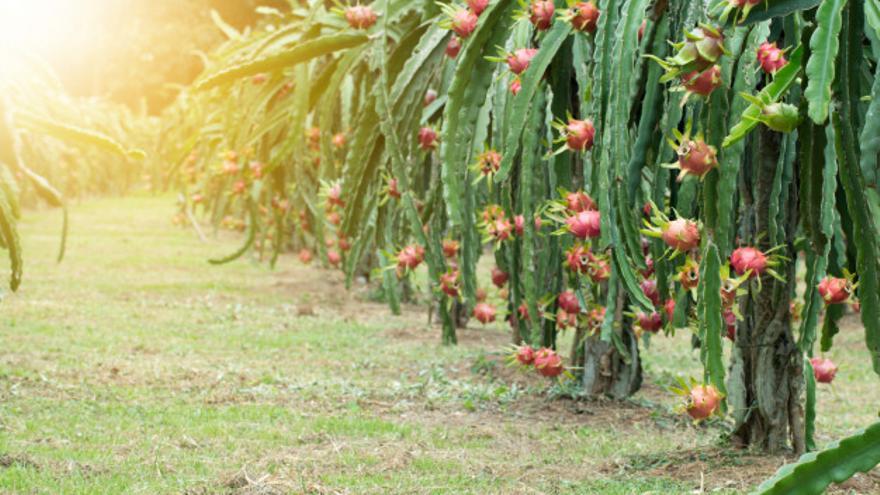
[580,289,642,398]
[729,128,805,453]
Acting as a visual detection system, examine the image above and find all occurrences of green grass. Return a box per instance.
[0,194,876,494]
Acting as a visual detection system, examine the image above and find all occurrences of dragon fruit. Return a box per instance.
[534,348,564,377]
[473,302,497,324]
[506,48,539,75]
[491,266,509,288]
[446,36,462,58]
[810,357,838,384]
[564,118,596,152]
[565,191,597,212]
[570,1,599,33]
[756,41,787,74]
[529,0,555,30]
[557,290,580,314]
[451,9,479,38]
[640,279,660,306]
[818,276,853,305]
[686,384,722,420]
[418,127,438,150]
[566,210,601,239]
[681,65,722,98]
[344,5,378,29]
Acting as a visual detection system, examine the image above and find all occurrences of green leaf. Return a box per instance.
[494,20,573,184]
[723,45,804,147]
[441,0,515,224]
[720,0,822,26]
[699,242,727,399]
[803,358,816,452]
[804,0,846,124]
[858,59,880,188]
[753,421,880,494]
[209,201,257,265]
[0,192,22,291]
[195,32,369,91]
[12,112,146,161]
[833,111,880,375]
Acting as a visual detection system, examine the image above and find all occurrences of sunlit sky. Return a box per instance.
[0,0,106,76]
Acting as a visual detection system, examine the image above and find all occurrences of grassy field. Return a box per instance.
[0,195,877,494]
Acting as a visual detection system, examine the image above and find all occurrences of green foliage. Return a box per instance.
[754,421,880,494]
[803,0,846,124]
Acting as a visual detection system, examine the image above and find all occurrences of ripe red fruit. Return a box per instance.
[566,244,591,274]
[442,239,460,258]
[640,279,660,306]
[517,302,531,321]
[556,309,577,329]
[565,210,601,239]
[326,211,341,226]
[467,0,489,15]
[557,290,580,314]
[477,149,502,176]
[756,41,787,74]
[327,183,345,207]
[662,219,700,252]
[418,127,438,150]
[451,9,478,38]
[386,177,401,199]
[664,298,676,321]
[475,287,488,302]
[723,308,737,341]
[327,249,342,267]
[233,180,247,195]
[565,191,597,212]
[509,77,522,95]
[344,5,378,29]
[473,302,497,324]
[681,65,722,97]
[529,0,555,30]
[491,266,509,288]
[686,385,721,420]
[306,128,321,152]
[587,257,611,283]
[515,345,536,365]
[332,132,346,148]
[249,161,264,179]
[489,216,513,241]
[678,259,700,290]
[534,348,564,377]
[506,48,539,75]
[424,89,438,106]
[298,249,313,264]
[396,244,426,272]
[570,1,599,33]
[564,118,596,152]
[338,236,351,252]
[730,246,768,278]
[810,357,838,384]
[587,307,606,330]
[440,270,460,298]
[640,255,655,278]
[677,137,718,180]
[636,311,663,333]
[818,276,852,305]
[251,73,267,84]
[223,160,240,175]
[637,19,646,42]
[192,193,204,204]
[446,36,462,58]
[514,215,526,236]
